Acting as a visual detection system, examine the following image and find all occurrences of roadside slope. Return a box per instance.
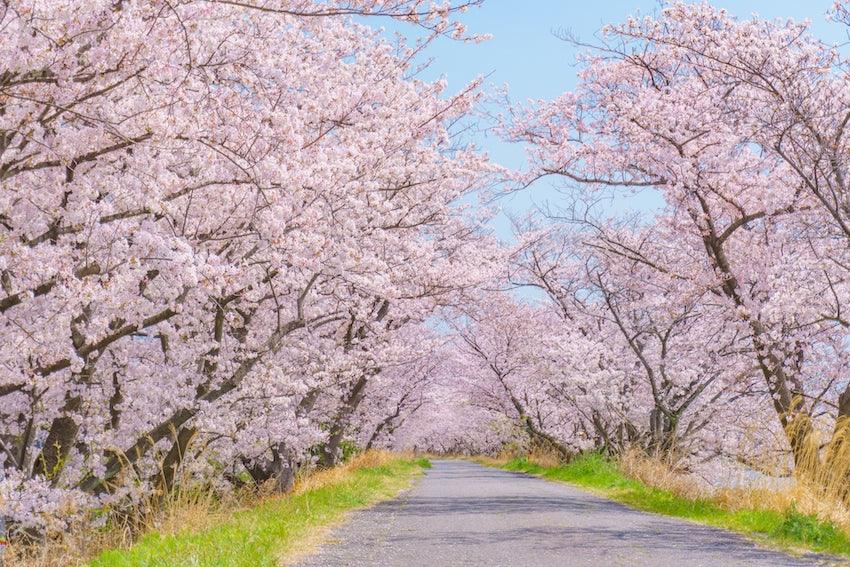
[89,455,427,567]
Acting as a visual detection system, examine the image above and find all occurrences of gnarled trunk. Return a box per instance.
[242,444,299,493]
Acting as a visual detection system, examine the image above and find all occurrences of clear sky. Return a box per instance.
[387,1,847,240]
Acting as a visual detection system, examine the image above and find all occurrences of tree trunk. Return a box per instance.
[693,198,814,468]
[155,426,196,497]
[33,399,81,481]
[319,373,371,468]
[33,356,97,482]
[242,445,299,493]
[648,408,679,460]
[822,386,850,491]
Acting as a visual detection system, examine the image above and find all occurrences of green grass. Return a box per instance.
[497,454,850,558]
[90,457,427,567]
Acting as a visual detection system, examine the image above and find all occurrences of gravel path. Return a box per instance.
[295,460,839,566]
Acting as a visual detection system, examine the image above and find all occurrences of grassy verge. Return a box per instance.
[89,453,429,567]
[489,453,850,558]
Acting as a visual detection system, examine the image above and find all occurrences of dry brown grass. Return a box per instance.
[291,449,396,494]
[617,448,706,501]
[714,483,850,533]
[709,418,850,535]
[524,445,567,468]
[476,443,567,469]
[5,523,116,567]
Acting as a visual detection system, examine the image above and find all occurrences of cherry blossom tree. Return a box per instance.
[507,1,850,467]
[511,225,771,462]
[0,0,498,534]
[448,292,606,458]
[352,333,444,451]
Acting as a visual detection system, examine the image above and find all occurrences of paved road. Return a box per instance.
[295,460,838,566]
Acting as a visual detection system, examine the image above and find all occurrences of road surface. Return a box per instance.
[295,460,837,566]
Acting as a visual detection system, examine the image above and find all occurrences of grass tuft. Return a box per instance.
[777,507,842,548]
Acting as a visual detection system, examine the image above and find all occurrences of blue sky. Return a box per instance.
[385,1,847,239]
